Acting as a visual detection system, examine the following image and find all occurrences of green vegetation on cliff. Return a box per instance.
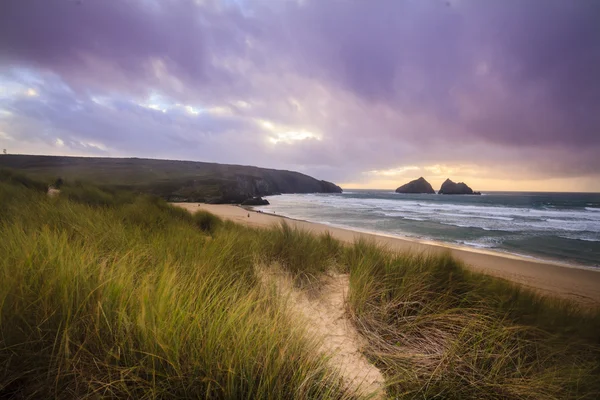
[0,154,342,203]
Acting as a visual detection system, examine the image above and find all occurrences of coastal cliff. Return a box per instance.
[395,177,436,194]
[217,172,342,203]
[0,155,342,203]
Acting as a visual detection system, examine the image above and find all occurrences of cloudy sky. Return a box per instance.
[1,0,599,191]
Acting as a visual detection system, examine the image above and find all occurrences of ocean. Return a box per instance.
[256,190,600,268]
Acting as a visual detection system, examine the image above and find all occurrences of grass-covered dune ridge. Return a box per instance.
[0,179,348,399]
[345,242,600,398]
[1,173,599,399]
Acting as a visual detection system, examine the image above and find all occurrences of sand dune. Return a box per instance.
[258,268,385,398]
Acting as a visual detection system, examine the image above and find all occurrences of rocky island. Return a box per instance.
[438,178,481,195]
[395,177,436,194]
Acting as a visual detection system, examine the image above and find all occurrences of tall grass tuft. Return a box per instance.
[61,183,137,207]
[344,239,600,399]
[193,210,224,234]
[259,222,344,286]
[0,183,350,399]
[0,168,49,192]
[2,173,599,399]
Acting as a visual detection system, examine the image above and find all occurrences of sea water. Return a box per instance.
[256,190,600,268]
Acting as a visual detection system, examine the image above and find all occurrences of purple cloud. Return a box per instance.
[0,0,599,189]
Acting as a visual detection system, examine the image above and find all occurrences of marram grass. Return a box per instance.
[1,174,599,399]
[344,239,600,399]
[0,181,349,399]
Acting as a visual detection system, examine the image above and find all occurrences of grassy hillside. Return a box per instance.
[345,243,600,398]
[0,175,350,399]
[1,174,599,399]
[0,154,342,203]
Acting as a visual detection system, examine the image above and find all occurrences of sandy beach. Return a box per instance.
[175,203,600,305]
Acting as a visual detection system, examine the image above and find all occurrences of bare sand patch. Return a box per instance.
[259,268,386,399]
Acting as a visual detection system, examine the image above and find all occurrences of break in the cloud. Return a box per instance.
[1,0,599,191]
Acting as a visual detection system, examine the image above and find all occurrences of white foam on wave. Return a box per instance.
[263,194,600,269]
[558,234,600,242]
[369,198,600,221]
[266,193,600,239]
[309,195,600,219]
[438,221,521,232]
[380,212,404,217]
[439,212,514,221]
[458,240,497,249]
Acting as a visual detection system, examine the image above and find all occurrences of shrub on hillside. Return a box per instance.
[61,184,137,207]
[0,168,48,192]
[193,210,223,234]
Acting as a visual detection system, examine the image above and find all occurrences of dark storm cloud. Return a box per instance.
[0,0,257,102]
[265,0,600,148]
[0,1,202,81]
[0,0,599,187]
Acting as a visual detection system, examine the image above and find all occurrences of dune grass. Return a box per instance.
[0,181,350,399]
[344,239,600,399]
[1,173,599,399]
[0,168,48,193]
[259,224,344,287]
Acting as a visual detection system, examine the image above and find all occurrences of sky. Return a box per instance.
[0,0,599,191]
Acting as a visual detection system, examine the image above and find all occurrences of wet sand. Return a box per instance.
[174,203,600,305]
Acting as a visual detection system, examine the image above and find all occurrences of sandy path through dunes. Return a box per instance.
[261,270,385,398]
[174,203,600,305]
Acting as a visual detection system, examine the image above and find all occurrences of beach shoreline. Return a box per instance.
[255,208,599,271]
[174,202,600,305]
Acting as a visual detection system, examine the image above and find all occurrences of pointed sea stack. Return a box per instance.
[395,177,436,194]
[438,178,480,195]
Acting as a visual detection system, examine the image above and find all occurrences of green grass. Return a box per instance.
[344,239,600,399]
[1,175,599,399]
[259,223,344,287]
[193,210,225,235]
[0,181,350,399]
[0,154,341,203]
[0,168,48,192]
